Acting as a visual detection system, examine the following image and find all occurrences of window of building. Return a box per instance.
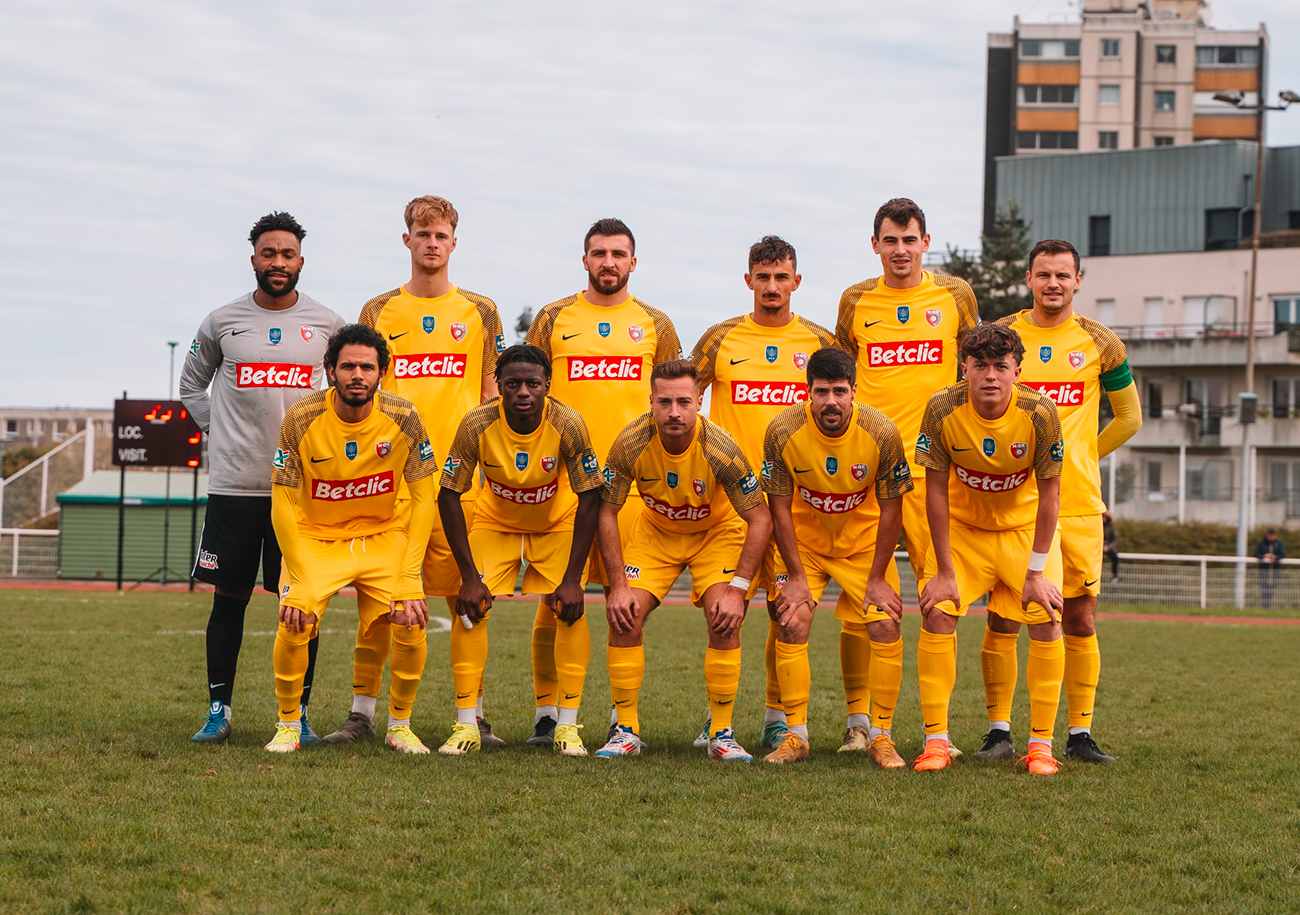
[1144,297,1164,338]
[1101,38,1121,58]
[1099,131,1119,149]
[1205,207,1250,250]
[1290,211,1300,230]
[1017,131,1080,150]
[1156,44,1177,64]
[1145,460,1163,497]
[1155,91,1176,111]
[1184,296,1229,335]
[1089,215,1111,257]
[1266,460,1300,512]
[2,419,15,441]
[1275,296,1300,333]
[1020,38,1080,59]
[1096,298,1116,326]
[1019,84,1079,104]
[1270,378,1300,418]
[1146,381,1163,419]
[1099,84,1121,105]
[1154,136,1175,146]
[1196,46,1260,66]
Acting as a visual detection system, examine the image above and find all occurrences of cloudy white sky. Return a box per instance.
[4,0,1298,407]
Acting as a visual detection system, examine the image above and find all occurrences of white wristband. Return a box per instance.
[729,576,751,592]
[1027,551,1049,573]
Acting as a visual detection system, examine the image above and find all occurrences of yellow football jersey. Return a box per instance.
[603,414,763,534]
[762,402,913,558]
[359,285,504,465]
[526,293,680,464]
[441,396,603,534]
[995,311,1131,517]
[271,388,437,539]
[835,272,979,464]
[691,313,837,471]
[916,383,1063,532]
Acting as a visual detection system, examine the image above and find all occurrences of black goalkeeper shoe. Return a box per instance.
[1065,732,1116,764]
[972,728,1015,760]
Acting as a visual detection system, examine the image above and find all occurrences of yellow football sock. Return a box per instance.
[606,644,645,733]
[868,637,903,732]
[704,646,742,734]
[764,618,783,711]
[273,621,314,723]
[352,615,390,698]
[1063,633,1101,730]
[388,621,428,721]
[917,629,957,737]
[1027,637,1065,742]
[554,613,590,710]
[981,628,1019,725]
[773,640,811,727]
[531,600,558,708]
[450,616,488,710]
[839,622,871,719]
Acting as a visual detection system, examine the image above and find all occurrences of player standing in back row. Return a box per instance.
[525,218,680,745]
[690,236,835,751]
[834,198,978,753]
[181,211,346,745]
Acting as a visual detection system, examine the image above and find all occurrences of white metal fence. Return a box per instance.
[0,428,95,528]
[0,529,60,578]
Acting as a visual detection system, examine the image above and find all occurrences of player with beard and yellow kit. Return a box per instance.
[690,235,835,752]
[763,348,912,766]
[978,239,1141,765]
[437,345,604,758]
[524,218,680,746]
[915,323,1066,776]
[593,360,771,762]
[330,196,507,750]
[835,197,978,755]
[265,325,438,755]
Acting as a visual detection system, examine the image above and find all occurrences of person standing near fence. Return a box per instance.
[1254,528,1285,609]
[181,212,346,745]
[1102,512,1119,582]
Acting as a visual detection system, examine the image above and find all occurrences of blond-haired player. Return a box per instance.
[332,195,507,748]
[690,235,835,751]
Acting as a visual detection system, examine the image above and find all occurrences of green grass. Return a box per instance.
[1,589,1298,914]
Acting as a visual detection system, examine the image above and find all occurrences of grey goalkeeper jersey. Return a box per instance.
[180,292,346,496]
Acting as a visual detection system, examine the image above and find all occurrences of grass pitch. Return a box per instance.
[1,589,1298,914]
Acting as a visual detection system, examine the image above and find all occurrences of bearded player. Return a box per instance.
[915,323,1066,775]
[977,239,1141,764]
[525,218,680,746]
[181,211,345,745]
[265,324,437,754]
[690,235,835,751]
[835,198,978,755]
[763,348,912,765]
[437,345,604,757]
[333,195,507,749]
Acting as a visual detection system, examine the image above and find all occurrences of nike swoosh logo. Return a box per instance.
[310,456,330,463]
[535,694,549,700]
[564,693,580,700]
[614,699,631,706]
[793,468,812,473]
[484,461,501,468]
[639,476,660,482]
[562,333,582,341]
[863,320,883,328]
[209,683,225,689]
[389,332,408,340]
[717,699,733,706]
[230,329,250,336]
[952,447,971,452]
[1084,579,1099,587]
[729,358,749,365]
[723,568,736,574]
[456,693,472,699]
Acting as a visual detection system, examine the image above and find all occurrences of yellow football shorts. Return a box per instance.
[584,502,637,588]
[755,541,779,597]
[278,528,408,636]
[920,522,1063,624]
[619,512,758,606]
[899,468,929,582]
[773,548,901,625]
[986,513,1102,615]
[470,526,589,597]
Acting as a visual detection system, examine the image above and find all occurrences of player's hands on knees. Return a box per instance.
[1022,572,1064,623]
[389,598,429,630]
[554,577,586,624]
[919,570,959,617]
[279,604,316,634]
[774,575,815,627]
[865,574,903,622]
[458,578,493,624]
[709,586,746,639]
[605,584,639,634]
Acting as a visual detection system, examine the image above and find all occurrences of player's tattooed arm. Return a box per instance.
[919,469,960,619]
[866,495,904,622]
[768,492,814,625]
[555,489,601,624]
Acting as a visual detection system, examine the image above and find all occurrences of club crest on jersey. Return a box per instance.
[515,451,529,471]
[418,440,434,462]
[896,306,910,324]
[300,325,315,343]
[851,462,868,481]
[345,441,358,460]
[628,325,644,343]
[667,471,679,489]
[982,437,996,457]
[450,322,467,342]
[269,327,282,345]
[581,452,599,474]
[376,441,391,458]
[1069,350,1085,369]
[793,352,808,371]
[765,345,778,364]
[598,322,611,337]
[422,316,436,334]
[541,455,557,473]
[1010,441,1027,460]
[693,478,706,497]
[826,456,839,475]
[1039,345,1052,363]
[925,308,942,327]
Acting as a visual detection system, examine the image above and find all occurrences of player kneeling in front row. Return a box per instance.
[595,360,771,761]
[915,323,1067,775]
[266,324,438,754]
[438,345,604,757]
[763,348,912,765]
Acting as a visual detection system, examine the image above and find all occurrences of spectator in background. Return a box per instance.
[1102,512,1119,583]
[1254,528,1285,610]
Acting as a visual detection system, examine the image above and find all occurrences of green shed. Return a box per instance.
[57,470,208,581]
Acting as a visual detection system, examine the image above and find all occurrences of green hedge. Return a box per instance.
[1114,521,1287,556]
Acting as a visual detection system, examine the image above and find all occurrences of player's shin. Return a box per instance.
[206,592,249,708]
[917,629,957,742]
[388,622,428,727]
[1027,637,1065,745]
[1064,633,1101,733]
[764,617,785,720]
[606,644,644,734]
[981,627,1019,729]
[554,612,590,726]
[840,622,871,729]
[531,600,559,717]
[705,647,742,735]
[273,623,313,727]
[868,637,902,738]
[351,613,390,721]
[450,617,488,725]
[774,640,810,741]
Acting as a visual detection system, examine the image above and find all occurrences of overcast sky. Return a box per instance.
[3,0,1298,407]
